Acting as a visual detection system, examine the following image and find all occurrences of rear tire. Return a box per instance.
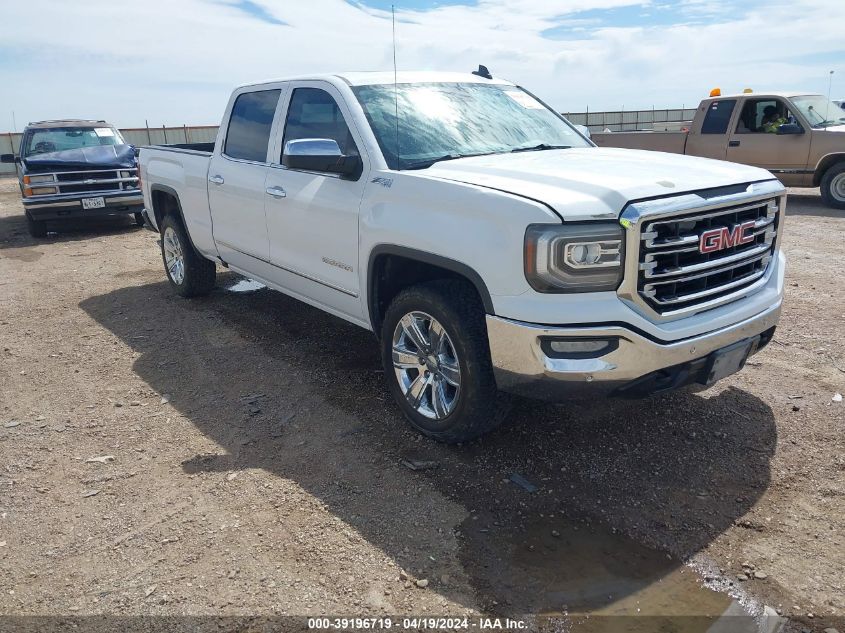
[159,214,216,297]
[26,214,48,238]
[381,279,510,443]
[820,162,845,210]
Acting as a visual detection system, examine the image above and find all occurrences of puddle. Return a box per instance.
[225,278,266,293]
[460,516,777,632]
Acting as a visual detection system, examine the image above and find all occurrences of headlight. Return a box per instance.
[30,186,58,195]
[524,223,625,292]
[28,174,55,184]
[120,170,131,178]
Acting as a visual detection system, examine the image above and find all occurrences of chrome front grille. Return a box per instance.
[56,168,139,194]
[26,168,140,196]
[637,197,779,314]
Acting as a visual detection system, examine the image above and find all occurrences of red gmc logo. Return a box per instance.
[699,221,756,254]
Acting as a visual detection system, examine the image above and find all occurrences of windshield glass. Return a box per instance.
[790,95,845,129]
[352,82,590,169]
[23,126,126,157]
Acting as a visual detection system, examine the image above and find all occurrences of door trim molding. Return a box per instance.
[216,239,358,298]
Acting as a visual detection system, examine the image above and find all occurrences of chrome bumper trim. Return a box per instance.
[486,300,782,400]
[23,192,143,210]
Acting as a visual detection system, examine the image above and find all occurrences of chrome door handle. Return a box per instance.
[265,186,287,199]
[208,175,224,185]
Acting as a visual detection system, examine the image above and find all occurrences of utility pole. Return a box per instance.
[11,111,17,133]
[828,70,835,120]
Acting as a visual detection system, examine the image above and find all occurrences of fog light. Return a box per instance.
[542,337,618,359]
[550,339,610,354]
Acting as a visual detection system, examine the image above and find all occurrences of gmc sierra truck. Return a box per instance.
[139,72,786,443]
[1,119,143,237]
[592,91,845,209]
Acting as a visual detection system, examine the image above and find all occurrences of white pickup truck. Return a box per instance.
[139,71,786,443]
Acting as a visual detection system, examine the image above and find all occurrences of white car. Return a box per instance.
[139,71,786,443]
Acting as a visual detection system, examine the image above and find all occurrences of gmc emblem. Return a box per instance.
[699,221,756,254]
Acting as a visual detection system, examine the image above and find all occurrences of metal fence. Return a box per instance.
[0,108,699,175]
[564,108,698,133]
[0,125,219,175]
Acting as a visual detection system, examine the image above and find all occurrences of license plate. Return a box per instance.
[705,337,759,385]
[81,197,105,209]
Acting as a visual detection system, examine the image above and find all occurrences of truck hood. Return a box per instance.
[23,144,137,172]
[424,147,775,221]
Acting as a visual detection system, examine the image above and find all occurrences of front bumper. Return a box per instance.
[23,191,143,221]
[487,300,781,400]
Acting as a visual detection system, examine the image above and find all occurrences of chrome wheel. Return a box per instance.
[832,172,845,203]
[163,226,185,285]
[392,311,461,420]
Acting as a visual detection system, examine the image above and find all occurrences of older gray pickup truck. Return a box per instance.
[1,119,144,237]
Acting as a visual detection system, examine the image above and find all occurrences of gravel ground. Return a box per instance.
[0,176,843,632]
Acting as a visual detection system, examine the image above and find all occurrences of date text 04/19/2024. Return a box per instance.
[307,617,528,630]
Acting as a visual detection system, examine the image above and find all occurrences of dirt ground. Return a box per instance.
[0,176,843,632]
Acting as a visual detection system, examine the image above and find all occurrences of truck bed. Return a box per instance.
[139,143,215,252]
[591,131,688,154]
[142,142,215,155]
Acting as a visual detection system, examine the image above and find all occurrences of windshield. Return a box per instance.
[352,82,590,169]
[790,95,845,129]
[23,126,126,157]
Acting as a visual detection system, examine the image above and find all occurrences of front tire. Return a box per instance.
[134,212,145,227]
[381,279,510,443]
[820,162,845,210]
[26,214,48,238]
[159,215,216,297]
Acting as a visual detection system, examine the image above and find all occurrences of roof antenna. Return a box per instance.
[392,5,400,170]
[472,65,492,80]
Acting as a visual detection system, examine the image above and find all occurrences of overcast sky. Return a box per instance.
[2,0,842,130]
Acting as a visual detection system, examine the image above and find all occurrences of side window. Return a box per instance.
[736,99,791,134]
[224,89,281,162]
[700,100,736,134]
[282,88,359,162]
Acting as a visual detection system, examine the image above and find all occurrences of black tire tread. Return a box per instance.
[820,162,845,210]
[160,214,216,297]
[381,279,510,443]
[26,214,47,238]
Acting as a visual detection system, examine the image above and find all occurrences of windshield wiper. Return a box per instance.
[401,152,492,170]
[510,143,571,153]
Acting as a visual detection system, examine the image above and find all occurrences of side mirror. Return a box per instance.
[777,123,803,135]
[1,154,19,164]
[282,138,362,180]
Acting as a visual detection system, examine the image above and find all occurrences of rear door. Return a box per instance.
[685,98,736,160]
[208,86,285,268]
[263,82,370,322]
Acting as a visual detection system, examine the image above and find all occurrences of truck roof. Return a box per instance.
[26,119,111,129]
[236,71,516,91]
[704,91,822,101]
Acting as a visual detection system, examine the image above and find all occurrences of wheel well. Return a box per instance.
[814,154,845,186]
[368,251,493,335]
[150,188,182,230]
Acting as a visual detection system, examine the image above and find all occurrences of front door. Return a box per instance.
[726,98,812,179]
[208,87,283,268]
[264,83,369,322]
